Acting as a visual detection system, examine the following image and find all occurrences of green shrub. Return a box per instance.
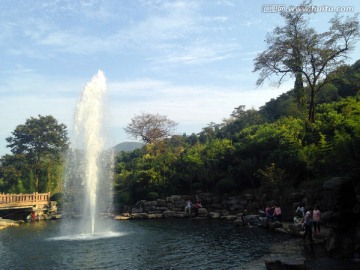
[147,191,159,200]
[216,177,237,194]
[117,191,131,204]
[50,192,63,211]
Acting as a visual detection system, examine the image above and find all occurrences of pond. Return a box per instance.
[0,218,308,270]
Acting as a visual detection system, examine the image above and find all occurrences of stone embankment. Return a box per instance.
[115,177,360,260]
[0,217,20,230]
[0,200,60,230]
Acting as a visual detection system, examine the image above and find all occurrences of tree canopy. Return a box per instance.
[5,115,69,192]
[124,112,178,144]
[253,0,360,122]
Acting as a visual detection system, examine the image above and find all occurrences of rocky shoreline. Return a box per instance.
[0,217,20,230]
[114,177,360,261]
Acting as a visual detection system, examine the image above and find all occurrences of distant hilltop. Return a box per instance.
[113,142,144,153]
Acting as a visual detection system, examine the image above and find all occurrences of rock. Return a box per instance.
[175,212,187,218]
[197,208,207,217]
[162,210,175,218]
[220,210,230,217]
[274,228,288,234]
[156,199,166,207]
[193,216,207,221]
[0,218,19,229]
[131,213,148,219]
[325,229,355,258]
[174,199,186,208]
[265,260,306,270]
[198,193,213,204]
[166,202,174,210]
[288,223,303,232]
[268,222,283,229]
[131,207,143,213]
[320,211,333,223]
[323,177,356,216]
[259,217,269,228]
[221,215,237,221]
[43,214,53,220]
[243,214,259,224]
[147,210,161,214]
[114,215,130,220]
[170,195,182,200]
[322,177,358,258]
[147,214,162,219]
[209,212,220,219]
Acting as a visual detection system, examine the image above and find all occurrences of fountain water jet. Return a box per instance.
[63,70,114,236]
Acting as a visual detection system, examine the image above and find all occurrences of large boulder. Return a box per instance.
[162,210,175,218]
[265,260,305,270]
[197,208,207,217]
[209,212,220,219]
[323,177,358,258]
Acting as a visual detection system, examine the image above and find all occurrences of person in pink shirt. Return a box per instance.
[313,205,321,236]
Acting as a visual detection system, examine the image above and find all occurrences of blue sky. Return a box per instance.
[0,0,359,155]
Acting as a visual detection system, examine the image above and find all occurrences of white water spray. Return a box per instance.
[64,70,113,235]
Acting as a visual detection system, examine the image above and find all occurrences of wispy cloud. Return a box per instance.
[154,41,242,65]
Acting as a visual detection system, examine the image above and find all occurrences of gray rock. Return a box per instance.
[162,210,175,218]
[265,260,305,270]
[209,212,220,219]
[131,213,148,219]
[198,208,207,217]
[131,207,143,213]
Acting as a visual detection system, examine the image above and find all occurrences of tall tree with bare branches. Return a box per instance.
[125,112,178,144]
[253,1,359,122]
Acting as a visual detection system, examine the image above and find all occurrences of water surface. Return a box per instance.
[0,219,304,270]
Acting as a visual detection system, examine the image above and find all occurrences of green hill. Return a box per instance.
[113,142,143,153]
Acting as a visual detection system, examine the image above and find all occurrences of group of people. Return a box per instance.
[295,204,321,242]
[184,200,202,216]
[264,205,282,222]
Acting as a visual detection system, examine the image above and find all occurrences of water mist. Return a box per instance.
[63,70,114,235]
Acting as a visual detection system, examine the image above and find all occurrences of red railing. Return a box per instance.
[0,192,50,208]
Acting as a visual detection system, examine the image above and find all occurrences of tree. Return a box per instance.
[124,112,178,144]
[6,115,69,192]
[253,0,360,122]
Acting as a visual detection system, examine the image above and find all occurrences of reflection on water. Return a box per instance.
[1,219,303,270]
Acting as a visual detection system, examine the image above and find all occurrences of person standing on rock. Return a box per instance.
[313,205,321,237]
[303,210,314,242]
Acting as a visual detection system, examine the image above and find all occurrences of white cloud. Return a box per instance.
[107,78,291,130]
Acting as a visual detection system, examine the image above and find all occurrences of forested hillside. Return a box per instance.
[114,60,360,207]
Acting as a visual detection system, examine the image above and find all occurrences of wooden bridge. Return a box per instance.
[0,192,50,210]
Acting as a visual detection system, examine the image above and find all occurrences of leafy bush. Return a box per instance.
[50,192,63,210]
[216,177,237,194]
[147,191,159,200]
[117,191,131,205]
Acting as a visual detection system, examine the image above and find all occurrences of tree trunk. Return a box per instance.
[294,72,305,109]
[308,87,316,123]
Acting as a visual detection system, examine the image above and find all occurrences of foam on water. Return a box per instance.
[48,231,126,241]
